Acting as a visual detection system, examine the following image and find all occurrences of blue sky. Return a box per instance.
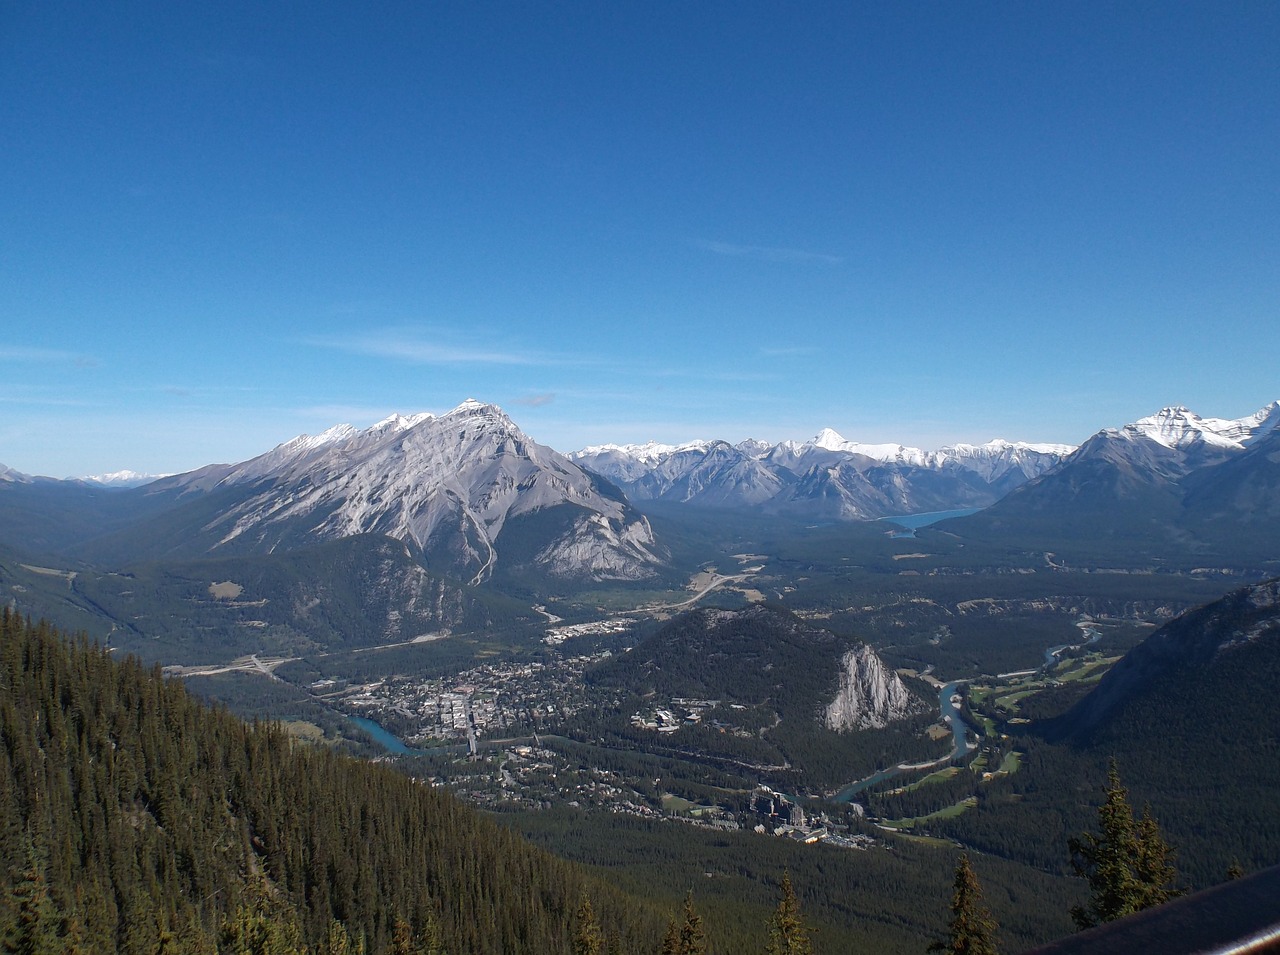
[3,2,1277,477]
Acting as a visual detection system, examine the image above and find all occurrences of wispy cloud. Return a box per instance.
[513,393,556,407]
[0,345,99,367]
[646,366,779,384]
[306,328,567,367]
[690,239,843,265]
[0,393,92,407]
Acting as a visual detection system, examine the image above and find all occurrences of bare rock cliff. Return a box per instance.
[823,644,922,731]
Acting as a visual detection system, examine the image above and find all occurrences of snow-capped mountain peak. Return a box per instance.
[573,439,711,464]
[159,400,663,583]
[942,438,1076,457]
[371,411,436,433]
[1202,400,1280,446]
[76,469,172,487]
[1117,402,1280,452]
[803,428,930,465]
[0,464,32,484]
[734,438,772,456]
[811,428,849,451]
[1120,406,1224,450]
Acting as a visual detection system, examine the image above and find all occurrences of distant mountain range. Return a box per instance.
[2,399,1278,591]
[959,402,1280,561]
[571,433,1073,520]
[3,400,663,586]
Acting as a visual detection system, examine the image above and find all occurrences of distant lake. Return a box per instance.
[880,507,981,538]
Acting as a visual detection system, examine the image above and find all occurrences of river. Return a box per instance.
[1042,623,1103,668]
[833,621,1103,802]
[349,715,423,754]
[832,680,976,802]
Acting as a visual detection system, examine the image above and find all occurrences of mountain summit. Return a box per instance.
[148,400,663,583]
[957,400,1280,564]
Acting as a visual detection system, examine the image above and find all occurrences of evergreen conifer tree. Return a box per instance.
[658,893,706,955]
[1069,760,1180,929]
[388,919,415,955]
[764,870,813,955]
[1132,806,1179,910]
[572,891,603,955]
[930,854,998,955]
[3,855,62,955]
[677,892,707,955]
[659,920,681,955]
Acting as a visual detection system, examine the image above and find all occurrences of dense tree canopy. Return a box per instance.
[0,610,667,953]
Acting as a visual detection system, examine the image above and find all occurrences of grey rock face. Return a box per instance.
[823,644,922,731]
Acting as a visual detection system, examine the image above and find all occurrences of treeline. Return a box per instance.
[0,610,670,953]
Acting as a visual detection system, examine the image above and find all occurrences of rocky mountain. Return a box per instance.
[0,464,31,484]
[571,431,1073,520]
[1181,425,1280,524]
[824,644,924,731]
[959,401,1280,558]
[132,399,664,583]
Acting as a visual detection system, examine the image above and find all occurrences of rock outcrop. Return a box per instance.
[823,644,922,731]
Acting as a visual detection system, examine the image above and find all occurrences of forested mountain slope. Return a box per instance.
[0,610,665,953]
[931,579,1280,886]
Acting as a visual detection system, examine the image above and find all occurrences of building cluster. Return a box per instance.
[325,639,880,855]
[334,649,616,744]
[629,697,720,732]
[543,617,633,646]
[748,786,876,850]
[428,744,879,852]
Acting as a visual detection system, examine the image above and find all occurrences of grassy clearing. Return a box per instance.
[994,689,1037,710]
[282,720,326,742]
[907,766,960,791]
[661,793,699,813]
[886,831,956,848]
[882,766,960,797]
[1055,656,1121,683]
[880,796,978,829]
[997,750,1022,774]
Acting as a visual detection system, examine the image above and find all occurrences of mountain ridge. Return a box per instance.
[955,399,1280,560]
[128,399,664,584]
